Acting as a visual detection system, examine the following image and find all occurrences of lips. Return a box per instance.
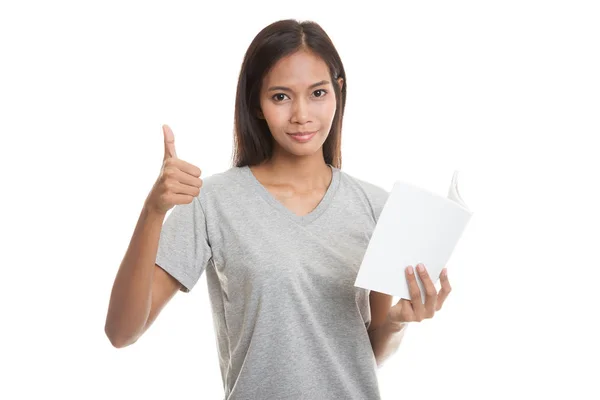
[289,131,317,136]
[288,130,317,142]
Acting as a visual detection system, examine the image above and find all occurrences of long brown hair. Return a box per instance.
[231,19,347,169]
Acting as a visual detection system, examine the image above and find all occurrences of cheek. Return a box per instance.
[262,105,287,127]
[318,98,337,120]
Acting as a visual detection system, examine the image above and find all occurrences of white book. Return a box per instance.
[354,170,473,303]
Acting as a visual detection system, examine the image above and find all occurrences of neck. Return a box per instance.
[256,152,332,191]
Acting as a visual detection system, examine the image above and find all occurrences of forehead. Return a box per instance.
[263,50,330,87]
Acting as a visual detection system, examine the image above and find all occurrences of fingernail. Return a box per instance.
[407,266,414,275]
[442,268,447,277]
[417,264,424,272]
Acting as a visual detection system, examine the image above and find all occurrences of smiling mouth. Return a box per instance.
[288,131,317,136]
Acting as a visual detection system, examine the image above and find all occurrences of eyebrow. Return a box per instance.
[267,80,331,92]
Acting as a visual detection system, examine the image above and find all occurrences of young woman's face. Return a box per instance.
[258,50,343,159]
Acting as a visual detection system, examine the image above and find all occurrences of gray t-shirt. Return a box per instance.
[155,164,390,400]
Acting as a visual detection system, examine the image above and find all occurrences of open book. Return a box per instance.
[354,170,473,303]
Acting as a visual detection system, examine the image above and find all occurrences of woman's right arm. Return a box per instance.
[104,206,180,348]
[104,124,203,348]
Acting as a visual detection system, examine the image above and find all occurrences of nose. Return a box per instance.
[290,97,310,124]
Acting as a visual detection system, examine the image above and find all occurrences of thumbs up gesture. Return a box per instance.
[144,124,203,216]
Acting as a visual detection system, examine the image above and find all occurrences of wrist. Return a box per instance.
[143,203,167,221]
[385,314,408,332]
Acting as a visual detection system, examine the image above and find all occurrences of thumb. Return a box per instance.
[388,299,405,323]
[162,124,177,160]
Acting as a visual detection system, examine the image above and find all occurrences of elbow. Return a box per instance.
[105,324,125,348]
[105,323,136,349]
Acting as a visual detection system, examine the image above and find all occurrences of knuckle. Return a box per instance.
[159,193,169,204]
[170,167,180,177]
[163,167,174,178]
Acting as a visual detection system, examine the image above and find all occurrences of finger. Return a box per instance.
[164,192,195,205]
[171,181,201,197]
[435,268,452,312]
[388,298,403,323]
[400,299,415,323]
[389,298,415,325]
[416,263,438,318]
[163,124,177,160]
[171,158,202,178]
[406,265,425,320]
[170,167,203,188]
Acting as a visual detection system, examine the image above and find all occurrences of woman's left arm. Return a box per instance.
[368,264,452,368]
[367,290,394,334]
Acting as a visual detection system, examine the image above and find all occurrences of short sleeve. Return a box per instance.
[155,196,213,293]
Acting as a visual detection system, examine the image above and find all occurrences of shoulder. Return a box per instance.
[338,169,390,223]
[194,166,248,208]
[199,167,242,192]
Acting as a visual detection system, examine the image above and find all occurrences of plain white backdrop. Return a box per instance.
[1,0,598,398]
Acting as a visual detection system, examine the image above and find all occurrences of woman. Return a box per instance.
[105,18,451,400]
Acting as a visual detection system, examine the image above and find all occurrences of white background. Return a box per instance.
[1,0,598,399]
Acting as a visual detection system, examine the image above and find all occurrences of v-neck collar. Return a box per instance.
[241,164,340,226]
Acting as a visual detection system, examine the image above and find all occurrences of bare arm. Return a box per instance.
[104,205,180,348]
[104,124,203,348]
[368,290,404,368]
[369,316,407,368]
[367,290,394,334]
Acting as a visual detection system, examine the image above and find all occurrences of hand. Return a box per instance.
[144,124,203,216]
[387,264,452,327]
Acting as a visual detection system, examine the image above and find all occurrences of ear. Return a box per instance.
[256,108,264,119]
[337,77,344,91]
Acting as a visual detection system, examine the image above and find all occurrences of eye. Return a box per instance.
[272,93,289,102]
[271,89,328,103]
